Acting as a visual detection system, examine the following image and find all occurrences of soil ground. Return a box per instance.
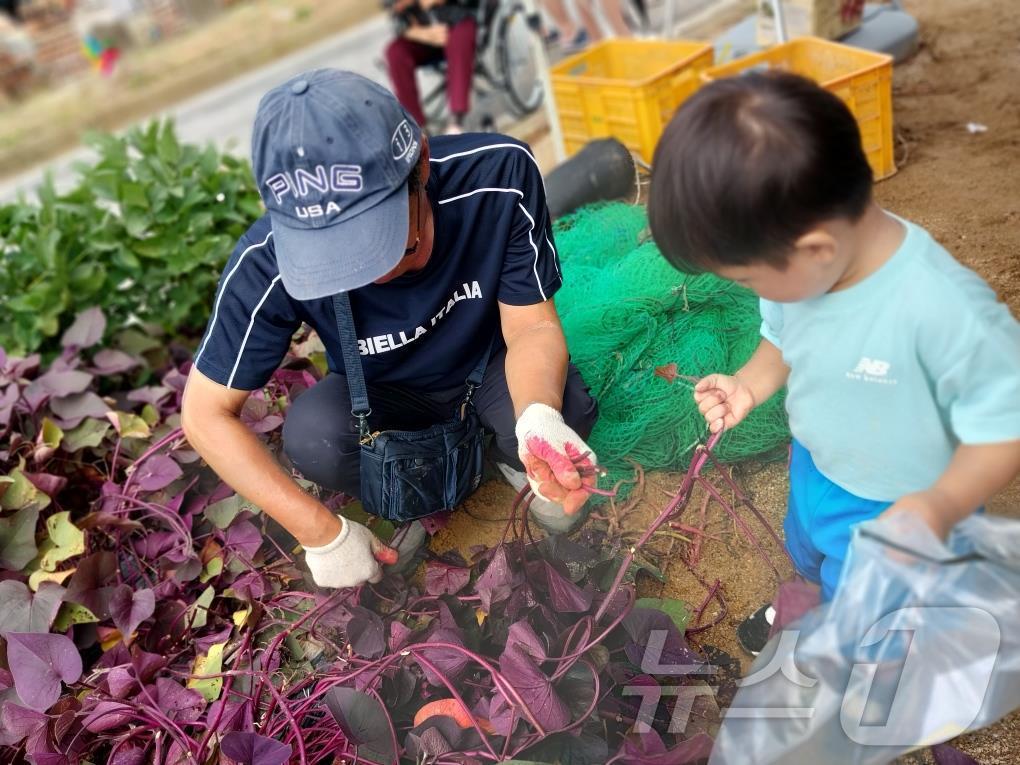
[442,0,1020,761]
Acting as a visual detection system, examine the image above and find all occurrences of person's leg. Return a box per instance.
[573,0,604,41]
[542,0,578,39]
[472,345,598,470]
[599,0,631,36]
[443,17,477,130]
[384,35,441,127]
[282,374,452,498]
[810,484,891,601]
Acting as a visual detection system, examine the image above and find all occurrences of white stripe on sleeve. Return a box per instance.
[226,274,282,390]
[194,231,273,368]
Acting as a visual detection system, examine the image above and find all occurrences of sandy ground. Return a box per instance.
[441,0,1020,761]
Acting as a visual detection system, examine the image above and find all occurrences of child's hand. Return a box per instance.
[694,374,756,434]
[880,490,957,541]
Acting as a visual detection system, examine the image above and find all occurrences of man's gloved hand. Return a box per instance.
[515,403,598,516]
[304,517,399,589]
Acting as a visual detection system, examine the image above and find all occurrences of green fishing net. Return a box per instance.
[553,202,790,492]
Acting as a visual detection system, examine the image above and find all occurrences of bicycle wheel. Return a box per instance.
[496,1,543,117]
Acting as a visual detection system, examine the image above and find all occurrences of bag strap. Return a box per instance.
[332,292,372,439]
[332,292,497,429]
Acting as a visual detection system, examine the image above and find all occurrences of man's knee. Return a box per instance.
[282,380,360,494]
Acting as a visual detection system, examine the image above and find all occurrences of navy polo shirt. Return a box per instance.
[193,134,562,392]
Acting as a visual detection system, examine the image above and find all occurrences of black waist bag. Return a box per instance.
[332,293,489,523]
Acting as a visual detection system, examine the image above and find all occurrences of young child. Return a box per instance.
[648,71,1020,651]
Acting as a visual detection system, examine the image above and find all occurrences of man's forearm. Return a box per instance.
[504,322,568,419]
[736,338,790,407]
[184,411,341,547]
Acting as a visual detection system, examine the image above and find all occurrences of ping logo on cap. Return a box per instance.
[264,164,364,220]
[391,119,417,163]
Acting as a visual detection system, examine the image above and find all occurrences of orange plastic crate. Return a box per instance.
[703,37,896,180]
[550,39,714,164]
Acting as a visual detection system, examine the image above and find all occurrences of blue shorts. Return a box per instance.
[784,439,891,601]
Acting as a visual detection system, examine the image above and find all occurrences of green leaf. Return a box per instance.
[63,419,111,452]
[35,511,85,572]
[634,597,691,631]
[200,556,223,583]
[40,418,64,450]
[190,585,215,629]
[53,601,100,631]
[140,404,159,427]
[204,494,259,530]
[1,467,50,512]
[107,411,151,439]
[115,329,161,356]
[0,506,40,570]
[188,641,226,702]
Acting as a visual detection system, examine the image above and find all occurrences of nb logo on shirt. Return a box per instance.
[853,357,891,376]
[847,357,898,385]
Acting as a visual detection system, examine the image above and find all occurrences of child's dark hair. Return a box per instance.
[648,71,873,274]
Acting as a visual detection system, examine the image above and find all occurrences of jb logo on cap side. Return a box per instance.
[391,120,417,163]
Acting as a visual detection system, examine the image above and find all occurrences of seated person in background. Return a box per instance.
[384,0,479,134]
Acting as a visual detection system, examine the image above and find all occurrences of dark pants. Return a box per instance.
[385,18,477,126]
[282,347,599,499]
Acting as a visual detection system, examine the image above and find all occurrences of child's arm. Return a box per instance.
[695,338,789,433]
[882,440,1020,539]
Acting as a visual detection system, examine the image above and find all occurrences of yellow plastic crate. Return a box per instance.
[703,37,895,180]
[550,39,714,164]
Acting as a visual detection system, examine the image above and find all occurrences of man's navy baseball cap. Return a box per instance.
[251,69,424,299]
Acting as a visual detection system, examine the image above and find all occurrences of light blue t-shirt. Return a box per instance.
[761,216,1020,501]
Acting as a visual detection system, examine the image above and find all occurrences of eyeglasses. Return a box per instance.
[404,188,423,257]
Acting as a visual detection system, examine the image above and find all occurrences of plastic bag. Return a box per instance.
[710,512,1020,765]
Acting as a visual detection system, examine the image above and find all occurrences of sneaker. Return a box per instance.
[561,29,589,55]
[383,519,428,576]
[494,462,587,535]
[736,603,776,656]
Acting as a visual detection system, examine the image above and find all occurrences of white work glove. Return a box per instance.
[515,403,598,516]
[303,518,397,589]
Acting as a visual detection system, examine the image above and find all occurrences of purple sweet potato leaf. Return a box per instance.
[417,626,471,687]
[132,454,183,492]
[0,701,49,747]
[23,370,93,410]
[506,619,547,661]
[82,700,136,732]
[106,667,137,698]
[425,560,471,596]
[61,308,106,349]
[240,396,284,434]
[474,544,514,612]
[0,581,64,633]
[5,632,83,711]
[499,644,570,731]
[49,392,110,426]
[0,383,18,430]
[389,620,412,652]
[65,551,116,610]
[540,560,593,613]
[153,678,205,722]
[110,746,147,765]
[617,731,714,764]
[623,608,703,670]
[346,606,386,659]
[229,571,267,601]
[126,385,172,407]
[769,579,821,639]
[223,518,263,561]
[24,471,68,498]
[932,744,981,765]
[89,349,140,375]
[107,585,155,638]
[220,731,293,765]
[324,687,396,764]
